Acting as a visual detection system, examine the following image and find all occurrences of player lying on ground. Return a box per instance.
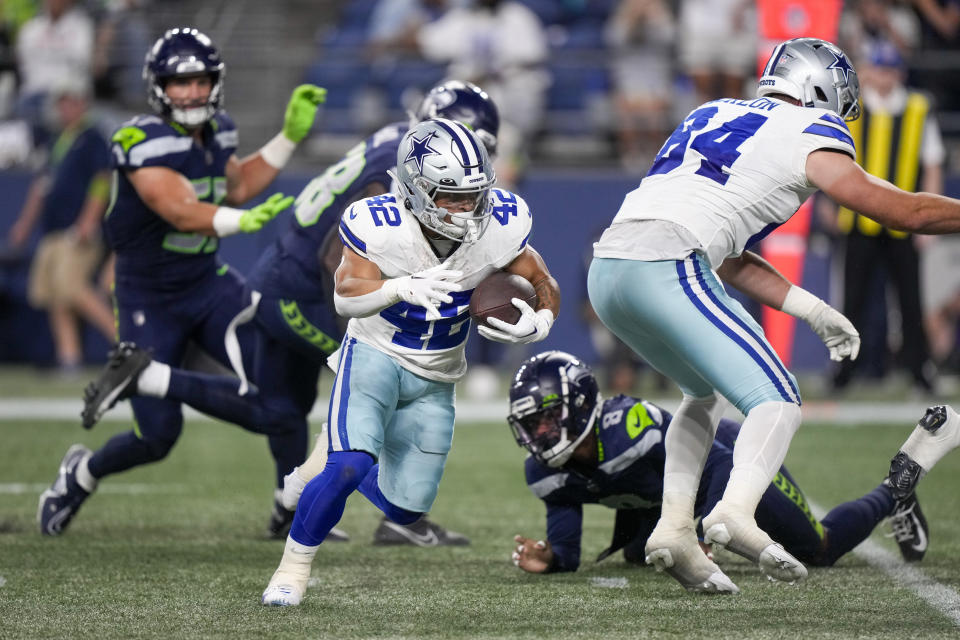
[507,351,956,575]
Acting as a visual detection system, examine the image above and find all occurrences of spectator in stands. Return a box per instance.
[14,0,95,144]
[677,0,755,105]
[926,286,960,372]
[827,40,944,394]
[415,0,549,187]
[840,0,921,60]
[367,0,452,57]
[604,0,675,171]
[911,0,960,41]
[92,0,152,110]
[6,79,115,374]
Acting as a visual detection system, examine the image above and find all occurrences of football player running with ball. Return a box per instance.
[261,118,560,606]
[38,27,323,536]
[588,37,960,593]
[507,351,955,577]
[79,81,501,544]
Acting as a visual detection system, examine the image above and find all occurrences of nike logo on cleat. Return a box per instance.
[383,521,439,546]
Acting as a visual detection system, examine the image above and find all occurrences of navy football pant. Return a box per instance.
[88,269,331,489]
[161,295,340,486]
[700,449,895,566]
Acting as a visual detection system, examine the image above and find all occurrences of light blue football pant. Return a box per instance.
[588,255,801,413]
[326,336,456,512]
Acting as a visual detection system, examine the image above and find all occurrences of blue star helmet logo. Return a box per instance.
[827,51,855,84]
[404,131,441,174]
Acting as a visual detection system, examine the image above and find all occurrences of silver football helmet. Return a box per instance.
[757,37,861,121]
[393,117,496,244]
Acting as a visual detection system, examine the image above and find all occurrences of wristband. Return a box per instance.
[780,285,823,322]
[260,132,297,169]
[212,206,244,237]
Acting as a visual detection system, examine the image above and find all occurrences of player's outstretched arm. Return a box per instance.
[127,166,293,237]
[718,252,860,362]
[511,535,555,574]
[807,149,960,234]
[226,84,327,204]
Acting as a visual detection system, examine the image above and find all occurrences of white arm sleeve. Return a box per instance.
[333,279,400,318]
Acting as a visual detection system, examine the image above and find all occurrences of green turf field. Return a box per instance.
[2,411,960,639]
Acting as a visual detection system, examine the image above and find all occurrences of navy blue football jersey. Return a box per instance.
[248,122,409,300]
[525,395,742,571]
[525,395,670,511]
[104,112,238,288]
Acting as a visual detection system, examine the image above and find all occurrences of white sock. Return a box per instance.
[275,535,319,578]
[900,405,960,471]
[661,393,722,526]
[299,427,330,481]
[75,454,98,493]
[724,401,802,512]
[136,361,171,397]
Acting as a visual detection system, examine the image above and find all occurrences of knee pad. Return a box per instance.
[323,450,376,496]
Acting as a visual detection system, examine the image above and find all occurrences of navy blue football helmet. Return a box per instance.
[415,80,500,156]
[143,27,224,128]
[508,351,601,468]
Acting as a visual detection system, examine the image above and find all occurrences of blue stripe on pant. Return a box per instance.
[323,337,455,512]
[587,255,800,413]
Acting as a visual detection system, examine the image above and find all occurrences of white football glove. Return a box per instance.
[781,286,860,362]
[477,298,554,344]
[382,265,462,321]
[808,303,861,362]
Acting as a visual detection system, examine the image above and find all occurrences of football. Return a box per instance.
[469,271,538,328]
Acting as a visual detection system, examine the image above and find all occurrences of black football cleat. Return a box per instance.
[81,342,152,429]
[885,451,925,502]
[37,445,94,536]
[887,493,929,562]
[266,498,349,542]
[372,515,470,547]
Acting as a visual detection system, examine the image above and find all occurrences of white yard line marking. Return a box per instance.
[590,577,629,589]
[854,540,960,626]
[809,499,960,626]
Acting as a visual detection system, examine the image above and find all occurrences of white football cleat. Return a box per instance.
[644,523,739,594]
[702,503,807,583]
[260,537,318,607]
[281,467,308,512]
[261,580,305,607]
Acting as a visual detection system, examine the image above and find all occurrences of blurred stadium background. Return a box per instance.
[3,0,960,402]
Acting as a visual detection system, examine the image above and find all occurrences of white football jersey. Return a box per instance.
[595,97,856,267]
[338,188,533,382]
